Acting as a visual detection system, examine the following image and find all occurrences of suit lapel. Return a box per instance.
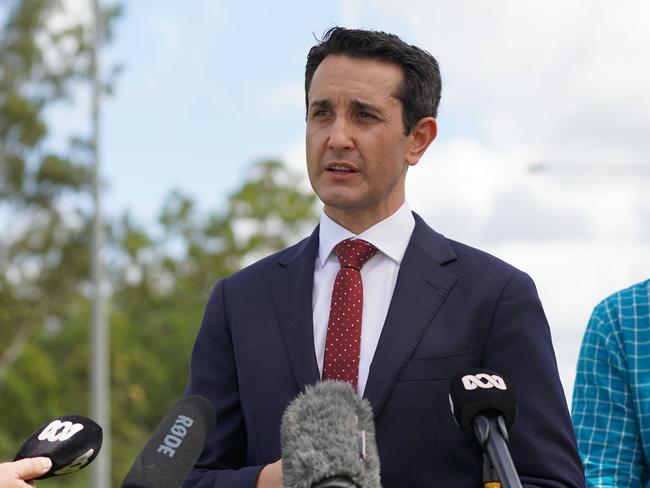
[364,214,458,417]
[269,228,321,391]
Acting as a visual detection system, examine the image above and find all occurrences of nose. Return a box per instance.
[327,116,354,151]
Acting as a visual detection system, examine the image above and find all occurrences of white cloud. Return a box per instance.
[408,138,649,245]
[375,0,650,164]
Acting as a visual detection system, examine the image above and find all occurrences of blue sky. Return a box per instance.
[44,0,650,395]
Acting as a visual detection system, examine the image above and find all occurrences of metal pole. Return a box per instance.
[90,0,111,486]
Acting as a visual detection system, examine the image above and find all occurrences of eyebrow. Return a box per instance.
[349,99,381,113]
[309,99,331,110]
[308,98,382,112]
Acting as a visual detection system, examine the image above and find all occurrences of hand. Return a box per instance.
[255,459,283,488]
[0,457,52,487]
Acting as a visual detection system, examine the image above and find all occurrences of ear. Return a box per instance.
[405,117,437,166]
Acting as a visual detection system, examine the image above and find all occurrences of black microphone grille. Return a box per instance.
[14,414,103,479]
[121,394,216,488]
[448,369,517,434]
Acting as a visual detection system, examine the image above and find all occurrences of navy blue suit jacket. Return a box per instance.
[184,214,585,487]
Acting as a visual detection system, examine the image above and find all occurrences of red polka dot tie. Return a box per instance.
[322,238,378,392]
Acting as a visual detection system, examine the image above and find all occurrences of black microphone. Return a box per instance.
[448,369,522,488]
[281,380,381,488]
[13,414,102,480]
[121,395,216,488]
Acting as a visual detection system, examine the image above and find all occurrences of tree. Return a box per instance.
[1,3,318,485]
[0,0,121,388]
[1,0,93,414]
[1,147,317,487]
[107,159,317,481]
[0,1,119,486]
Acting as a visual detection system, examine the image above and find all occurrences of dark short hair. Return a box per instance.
[305,27,441,135]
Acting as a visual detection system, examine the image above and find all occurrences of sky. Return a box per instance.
[44,0,650,398]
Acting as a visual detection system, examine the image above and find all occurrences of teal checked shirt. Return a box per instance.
[573,279,650,487]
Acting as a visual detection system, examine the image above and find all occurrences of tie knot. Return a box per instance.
[333,239,378,271]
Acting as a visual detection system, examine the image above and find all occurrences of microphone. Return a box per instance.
[281,380,381,488]
[13,414,102,480]
[448,369,522,488]
[121,394,216,488]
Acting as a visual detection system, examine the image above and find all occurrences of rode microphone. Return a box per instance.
[281,380,381,488]
[449,369,522,488]
[13,415,102,480]
[121,394,216,488]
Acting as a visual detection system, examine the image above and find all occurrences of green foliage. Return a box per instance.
[113,160,318,483]
[1,1,111,486]
[0,0,92,206]
[1,155,318,485]
[1,1,318,485]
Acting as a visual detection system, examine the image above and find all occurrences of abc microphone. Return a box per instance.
[121,394,216,488]
[448,369,522,488]
[13,414,102,480]
[281,381,381,488]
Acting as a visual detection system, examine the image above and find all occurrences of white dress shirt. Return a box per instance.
[313,202,415,397]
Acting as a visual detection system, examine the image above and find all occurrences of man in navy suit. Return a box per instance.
[184,28,585,487]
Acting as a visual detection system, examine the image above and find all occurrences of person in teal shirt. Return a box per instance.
[573,278,650,486]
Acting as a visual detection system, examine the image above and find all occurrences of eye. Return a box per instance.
[312,109,330,118]
[356,111,376,120]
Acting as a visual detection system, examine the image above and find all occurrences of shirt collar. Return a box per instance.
[318,202,415,267]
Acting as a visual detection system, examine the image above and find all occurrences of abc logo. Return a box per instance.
[53,448,95,475]
[461,373,507,391]
[38,420,84,442]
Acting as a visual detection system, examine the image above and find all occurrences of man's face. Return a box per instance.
[306,55,418,232]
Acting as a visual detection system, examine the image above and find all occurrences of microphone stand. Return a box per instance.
[482,453,500,488]
[473,415,522,488]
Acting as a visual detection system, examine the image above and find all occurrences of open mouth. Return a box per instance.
[326,164,358,174]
